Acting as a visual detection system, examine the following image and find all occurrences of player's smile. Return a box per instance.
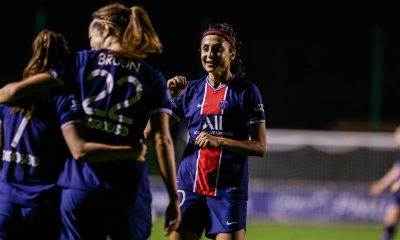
[201,35,233,75]
[205,60,218,69]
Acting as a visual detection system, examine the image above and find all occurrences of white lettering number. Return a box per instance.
[82,69,113,117]
[11,105,35,148]
[82,69,143,134]
[108,76,143,125]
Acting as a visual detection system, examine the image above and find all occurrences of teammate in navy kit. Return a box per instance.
[0,29,145,240]
[0,3,180,239]
[59,4,179,239]
[370,125,400,240]
[167,23,267,240]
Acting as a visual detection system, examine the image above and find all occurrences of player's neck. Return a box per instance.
[208,72,233,88]
[103,37,122,52]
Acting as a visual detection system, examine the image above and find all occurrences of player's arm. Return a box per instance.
[143,114,179,139]
[0,72,60,103]
[148,112,180,236]
[370,164,400,196]
[142,76,186,139]
[61,123,146,163]
[143,120,152,140]
[195,122,267,157]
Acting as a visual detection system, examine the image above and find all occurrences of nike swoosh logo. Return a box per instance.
[226,221,238,226]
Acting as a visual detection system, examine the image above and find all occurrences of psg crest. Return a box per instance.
[218,100,229,110]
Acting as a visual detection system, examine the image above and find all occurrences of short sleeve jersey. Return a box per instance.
[171,75,266,199]
[0,90,82,206]
[57,49,171,191]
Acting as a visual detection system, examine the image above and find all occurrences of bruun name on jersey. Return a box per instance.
[97,53,141,73]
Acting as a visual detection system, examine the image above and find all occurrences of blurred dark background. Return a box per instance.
[1,1,399,131]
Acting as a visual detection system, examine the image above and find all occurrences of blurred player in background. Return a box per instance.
[167,22,267,240]
[370,125,400,240]
[0,29,145,239]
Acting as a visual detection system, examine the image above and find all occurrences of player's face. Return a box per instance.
[89,26,105,50]
[200,35,235,75]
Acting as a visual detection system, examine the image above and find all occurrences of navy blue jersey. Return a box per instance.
[57,49,171,191]
[0,90,81,206]
[171,75,266,199]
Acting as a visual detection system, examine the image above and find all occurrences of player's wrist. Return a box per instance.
[219,138,225,148]
[168,192,179,201]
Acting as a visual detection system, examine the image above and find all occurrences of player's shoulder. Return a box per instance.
[188,76,207,88]
[233,75,254,86]
[0,103,9,114]
[136,60,168,84]
[138,59,161,73]
[75,49,94,59]
[230,76,260,92]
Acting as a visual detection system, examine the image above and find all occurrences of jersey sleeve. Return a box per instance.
[49,54,77,87]
[49,53,83,88]
[243,83,266,126]
[170,78,195,122]
[170,94,184,122]
[53,91,84,128]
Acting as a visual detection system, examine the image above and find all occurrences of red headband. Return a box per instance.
[202,30,235,48]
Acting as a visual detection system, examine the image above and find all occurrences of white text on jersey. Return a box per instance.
[98,53,141,73]
[2,150,40,167]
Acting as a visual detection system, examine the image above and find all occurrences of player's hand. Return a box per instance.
[167,76,188,99]
[194,132,223,148]
[164,198,181,236]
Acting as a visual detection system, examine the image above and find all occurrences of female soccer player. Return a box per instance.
[167,22,267,240]
[0,29,145,240]
[370,125,400,240]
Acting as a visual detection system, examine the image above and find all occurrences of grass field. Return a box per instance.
[151,218,399,240]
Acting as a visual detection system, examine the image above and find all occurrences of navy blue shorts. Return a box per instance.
[60,164,151,240]
[0,198,60,239]
[129,165,152,240]
[177,190,247,238]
